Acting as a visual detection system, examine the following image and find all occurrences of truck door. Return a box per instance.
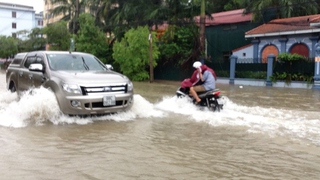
[30,56,47,88]
[18,56,37,91]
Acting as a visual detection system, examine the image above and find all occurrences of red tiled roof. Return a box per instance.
[245,14,320,37]
[194,9,252,26]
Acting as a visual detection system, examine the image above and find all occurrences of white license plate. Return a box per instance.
[216,98,223,105]
[103,96,116,106]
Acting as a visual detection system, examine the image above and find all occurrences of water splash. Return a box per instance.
[0,87,61,127]
[155,95,320,145]
[0,88,166,127]
[1,86,320,145]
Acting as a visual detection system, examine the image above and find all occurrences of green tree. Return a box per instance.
[42,21,71,50]
[159,24,198,65]
[244,0,319,21]
[49,0,88,34]
[87,0,120,30]
[17,28,46,52]
[0,36,18,58]
[224,0,249,11]
[75,13,110,63]
[112,26,160,81]
[28,28,46,50]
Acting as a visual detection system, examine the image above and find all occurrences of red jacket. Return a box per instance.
[181,65,217,88]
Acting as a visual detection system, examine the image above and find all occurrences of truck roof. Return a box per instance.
[14,52,28,59]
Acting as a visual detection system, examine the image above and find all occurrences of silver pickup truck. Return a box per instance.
[6,51,134,116]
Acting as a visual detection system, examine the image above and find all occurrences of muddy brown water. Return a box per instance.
[1,71,320,179]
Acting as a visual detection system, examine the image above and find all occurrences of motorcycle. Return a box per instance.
[176,87,224,112]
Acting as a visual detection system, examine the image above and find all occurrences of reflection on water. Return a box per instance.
[1,71,320,179]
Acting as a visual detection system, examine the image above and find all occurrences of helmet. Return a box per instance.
[193,61,202,68]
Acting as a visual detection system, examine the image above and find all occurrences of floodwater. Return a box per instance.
[1,70,320,180]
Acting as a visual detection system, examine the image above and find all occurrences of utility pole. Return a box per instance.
[199,0,206,56]
[149,28,154,83]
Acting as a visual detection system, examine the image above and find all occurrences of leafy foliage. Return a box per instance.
[277,52,307,62]
[112,26,160,81]
[49,0,88,34]
[75,13,110,63]
[271,53,311,84]
[0,36,18,58]
[17,28,46,52]
[42,21,71,50]
[158,24,198,65]
[244,0,319,22]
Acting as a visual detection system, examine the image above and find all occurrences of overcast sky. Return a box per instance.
[0,0,44,13]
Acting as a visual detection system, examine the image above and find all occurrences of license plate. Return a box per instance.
[216,98,223,105]
[103,96,116,106]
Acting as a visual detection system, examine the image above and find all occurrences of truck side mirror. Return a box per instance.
[29,63,44,72]
[105,64,113,70]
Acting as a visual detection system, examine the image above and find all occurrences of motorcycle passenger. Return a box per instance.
[189,61,216,104]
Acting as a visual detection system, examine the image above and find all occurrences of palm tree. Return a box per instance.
[87,0,117,30]
[244,0,319,22]
[49,0,89,34]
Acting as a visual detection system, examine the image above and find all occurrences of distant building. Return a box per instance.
[194,9,260,63]
[43,0,63,26]
[43,0,92,26]
[234,14,320,63]
[0,2,43,39]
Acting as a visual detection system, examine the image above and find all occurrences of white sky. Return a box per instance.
[0,0,44,13]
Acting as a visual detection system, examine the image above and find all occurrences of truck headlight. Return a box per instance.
[62,83,82,94]
[127,81,133,91]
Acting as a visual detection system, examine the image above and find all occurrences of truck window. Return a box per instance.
[12,53,27,65]
[24,56,37,68]
[11,58,22,65]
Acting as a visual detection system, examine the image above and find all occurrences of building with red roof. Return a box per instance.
[193,9,260,63]
[194,9,252,26]
[234,14,320,63]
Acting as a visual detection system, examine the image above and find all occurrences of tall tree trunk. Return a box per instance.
[199,0,206,56]
[74,0,79,34]
[149,28,154,83]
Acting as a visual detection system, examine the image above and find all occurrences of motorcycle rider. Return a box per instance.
[189,61,216,104]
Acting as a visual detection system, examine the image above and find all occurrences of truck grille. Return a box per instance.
[81,84,127,95]
[85,100,128,108]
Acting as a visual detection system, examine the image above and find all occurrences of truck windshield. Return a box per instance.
[47,53,108,71]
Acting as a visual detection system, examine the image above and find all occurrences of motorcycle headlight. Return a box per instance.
[127,81,133,92]
[62,83,82,94]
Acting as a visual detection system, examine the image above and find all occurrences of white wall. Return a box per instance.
[0,3,42,39]
[232,45,254,63]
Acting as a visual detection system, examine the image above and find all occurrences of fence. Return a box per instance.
[155,55,318,88]
[229,55,319,89]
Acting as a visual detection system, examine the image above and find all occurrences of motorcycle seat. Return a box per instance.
[198,89,220,98]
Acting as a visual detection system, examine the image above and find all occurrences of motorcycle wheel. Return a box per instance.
[207,97,223,112]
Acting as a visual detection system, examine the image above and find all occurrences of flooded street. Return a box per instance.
[1,70,320,179]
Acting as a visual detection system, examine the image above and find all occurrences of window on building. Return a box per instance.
[12,33,16,38]
[38,20,43,26]
[223,25,237,30]
[12,11,16,18]
[242,53,246,57]
[12,23,16,29]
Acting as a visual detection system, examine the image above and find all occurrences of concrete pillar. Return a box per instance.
[310,37,319,58]
[313,43,320,89]
[252,39,260,63]
[266,54,276,86]
[229,55,237,84]
[278,38,288,53]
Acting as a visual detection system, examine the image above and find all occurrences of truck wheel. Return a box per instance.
[9,82,16,92]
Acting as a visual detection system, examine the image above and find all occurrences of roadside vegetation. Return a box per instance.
[1,0,319,81]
